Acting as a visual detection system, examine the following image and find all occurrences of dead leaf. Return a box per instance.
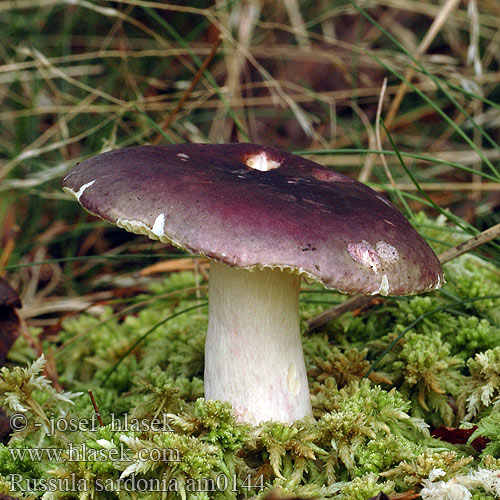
[263,489,312,500]
[0,278,21,366]
[0,277,21,309]
[387,492,420,500]
[432,425,488,452]
[0,409,11,443]
[368,493,390,500]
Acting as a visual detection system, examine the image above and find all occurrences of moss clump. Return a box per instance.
[337,473,394,499]
[458,347,500,421]
[3,217,500,499]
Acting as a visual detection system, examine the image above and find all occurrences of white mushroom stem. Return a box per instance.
[204,261,313,425]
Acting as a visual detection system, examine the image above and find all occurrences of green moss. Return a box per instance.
[0,476,11,495]
[338,473,394,499]
[451,257,500,317]
[395,330,464,425]
[382,450,473,488]
[0,441,43,479]
[3,217,500,498]
[458,347,500,421]
[469,414,500,458]
[471,491,498,500]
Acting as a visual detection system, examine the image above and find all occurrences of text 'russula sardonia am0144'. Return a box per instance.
[62,143,443,425]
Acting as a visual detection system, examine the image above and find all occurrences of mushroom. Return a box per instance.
[62,143,443,425]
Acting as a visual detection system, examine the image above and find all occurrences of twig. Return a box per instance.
[306,222,500,332]
[88,389,104,427]
[438,222,500,264]
[306,295,377,332]
[152,35,222,144]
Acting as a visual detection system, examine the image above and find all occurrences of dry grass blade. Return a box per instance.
[0,0,498,495]
[283,0,311,48]
[20,292,113,319]
[140,258,210,276]
[382,0,462,135]
[380,183,500,191]
[151,35,222,144]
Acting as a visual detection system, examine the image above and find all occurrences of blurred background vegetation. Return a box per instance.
[0,0,499,323]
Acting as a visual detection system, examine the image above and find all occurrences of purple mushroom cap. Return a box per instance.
[62,143,443,296]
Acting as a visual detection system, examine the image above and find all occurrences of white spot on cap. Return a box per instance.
[347,241,380,273]
[177,153,189,159]
[376,241,399,264]
[244,152,281,172]
[312,167,352,183]
[75,180,95,201]
[384,219,396,227]
[303,198,323,207]
[378,274,390,295]
[287,363,300,396]
[377,194,393,207]
[152,213,166,238]
[432,273,444,290]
